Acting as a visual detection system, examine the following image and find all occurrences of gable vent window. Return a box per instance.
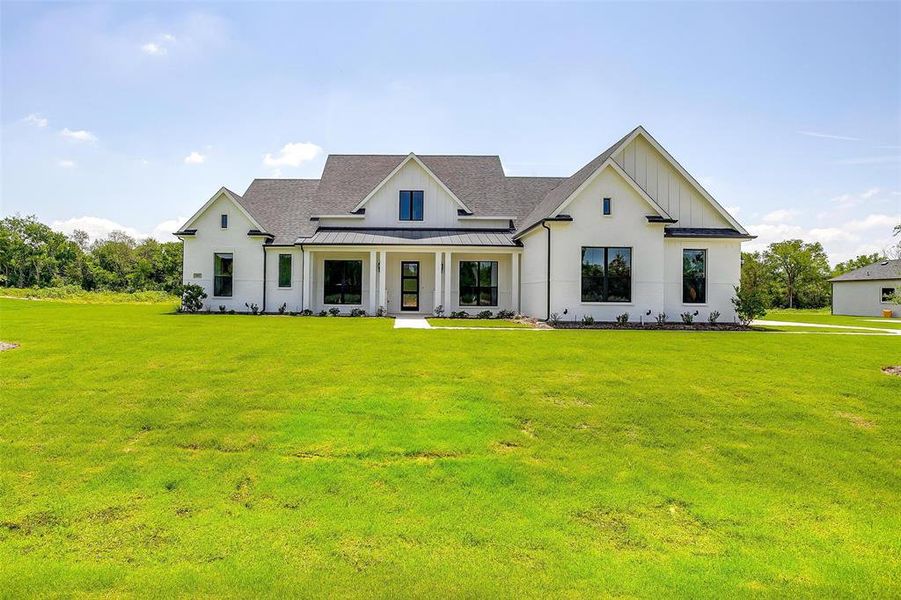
[221,214,228,229]
[399,190,424,221]
[602,197,612,216]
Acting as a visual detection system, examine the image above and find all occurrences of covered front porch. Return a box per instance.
[301,246,521,316]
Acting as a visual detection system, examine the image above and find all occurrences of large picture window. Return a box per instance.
[324,260,362,304]
[459,261,498,306]
[581,247,632,302]
[399,190,424,221]
[682,249,707,304]
[278,254,292,288]
[213,253,233,297]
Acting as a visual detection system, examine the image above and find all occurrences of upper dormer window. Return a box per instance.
[221,214,228,228]
[399,191,424,221]
[602,197,612,216]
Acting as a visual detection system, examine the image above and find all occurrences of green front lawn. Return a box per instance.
[1,299,899,597]
[764,308,901,329]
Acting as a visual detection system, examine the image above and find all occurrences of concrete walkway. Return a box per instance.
[393,316,431,329]
[752,319,901,335]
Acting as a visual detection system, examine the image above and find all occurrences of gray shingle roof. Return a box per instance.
[239,179,320,243]
[829,259,901,282]
[303,228,517,247]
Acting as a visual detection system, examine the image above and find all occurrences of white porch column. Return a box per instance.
[443,250,452,311]
[302,249,313,310]
[511,252,520,315]
[369,250,377,314]
[434,252,443,313]
[378,250,387,313]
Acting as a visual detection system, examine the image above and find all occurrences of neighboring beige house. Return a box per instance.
[830,258,901,317]
[176,126,752,321]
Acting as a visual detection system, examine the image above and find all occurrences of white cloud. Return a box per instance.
[58,159,76,169]
[262,142,323,168]
[60,128,97,143]
[797,130,861,142]
[184,151,206,164]
[23,113,48,128]
[140,33,177,56]
[51,216,184,243]
[140,42,166,56]
[761,209,798,223]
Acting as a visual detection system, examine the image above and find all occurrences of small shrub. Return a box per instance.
[433,304,445,318]
[581,314,595,326]
[496,309,515,319]
[450,310,469,319]
[680,311,696,325]
[300,309,314,316]
[277,302,287,315]
[732,285,766,326]
[376,306,387,317]
[615,312,629,325]
[350,308,367,317]
[317,310,328,317]
[708,310,721,324]
[328,307,341,317]
[655,313,667,326]
[548,312,561,326]
[218,305,226,313]
[178,284,207,313]
[245,302,260,315]
[289,311,298,316]
[477,310,493,319]
[228,309,235,315]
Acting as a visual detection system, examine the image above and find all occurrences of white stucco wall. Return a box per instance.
[662,238,741,323]
[181,194,265,311]
[264,247,302,312]
[832,280,900,316]
[543,167,666,322]
[519,228,549,319]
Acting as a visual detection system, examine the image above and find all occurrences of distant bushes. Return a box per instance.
[2,286,178,304]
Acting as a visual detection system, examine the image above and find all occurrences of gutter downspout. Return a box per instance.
[542,220,551,321]
[299,244,304,310]
[261,246,267,313]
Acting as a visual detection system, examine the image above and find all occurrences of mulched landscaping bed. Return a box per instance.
[550,322,750,331]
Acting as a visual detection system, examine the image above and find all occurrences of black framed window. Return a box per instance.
[581,247,631,302]
[220,214,228,228]
[323,260,362,304]
[213,252,233,297]
[459,261,498,306]
[603,197,611,216]
[278,254,292,288]
[683,249,707,303]
[882,287,896,303]
[399,190,424,221]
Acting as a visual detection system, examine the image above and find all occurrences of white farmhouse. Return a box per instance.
[176,126,752,321]
[830,258,900,317]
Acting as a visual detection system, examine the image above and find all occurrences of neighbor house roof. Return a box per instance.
[829,259,901,282]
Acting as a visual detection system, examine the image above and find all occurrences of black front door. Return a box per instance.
[401,261,419,311]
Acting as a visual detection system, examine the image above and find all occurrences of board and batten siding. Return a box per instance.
[613,135,731,229]
[355,160,463,228]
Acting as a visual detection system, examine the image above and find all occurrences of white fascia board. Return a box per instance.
[180,187,266,232]
[350,153,472,214]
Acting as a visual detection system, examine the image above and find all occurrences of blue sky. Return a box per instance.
[2,1,899,262]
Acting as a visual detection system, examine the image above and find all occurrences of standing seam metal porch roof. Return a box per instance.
[300,228,519,246]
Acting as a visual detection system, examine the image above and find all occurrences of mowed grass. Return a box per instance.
[765,308,901,330]
[1,299,899,597]
[427,318,534,328]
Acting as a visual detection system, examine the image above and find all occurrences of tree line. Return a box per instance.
[1,214,897,309]
[0,215,182,293]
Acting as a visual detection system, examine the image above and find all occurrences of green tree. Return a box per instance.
[763,240,831,309]
[833,253,883,277]
[740,251,772,307]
